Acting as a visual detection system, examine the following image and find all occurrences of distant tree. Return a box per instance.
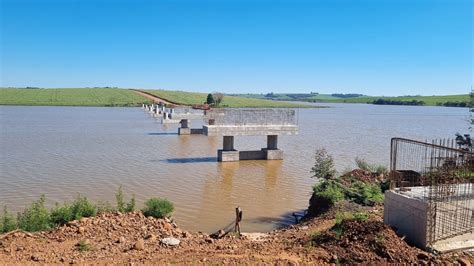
[331,93,364,98]
[206,93,215,105]
[213,92,224,107]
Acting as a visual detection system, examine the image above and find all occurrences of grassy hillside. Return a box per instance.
[0,88,311,108]
[234,92,470,106]
[323,94,469,106]
[0,88,151,106]
[144,89,310,108]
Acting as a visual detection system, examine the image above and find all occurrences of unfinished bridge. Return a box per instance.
[202,109,299,162]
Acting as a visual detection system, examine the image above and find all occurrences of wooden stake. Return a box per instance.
[235,206,242,235]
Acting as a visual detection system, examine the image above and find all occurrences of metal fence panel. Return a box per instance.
[389,138,473,245]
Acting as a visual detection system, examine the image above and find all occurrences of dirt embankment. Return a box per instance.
[130,89,180,106]
[0,210,472,264]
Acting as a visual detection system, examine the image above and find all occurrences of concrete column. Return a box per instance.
[267,135,278,150]
[218,136,239,162]
[223,136,234,151]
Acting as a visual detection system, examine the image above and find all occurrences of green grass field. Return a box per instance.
[143,89,310,108]
[0,88,151,106]
[234,92,470,106]
[0,88,310,108]
[321,94,469,105]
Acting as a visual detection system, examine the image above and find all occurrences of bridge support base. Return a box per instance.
[217,135,284,162]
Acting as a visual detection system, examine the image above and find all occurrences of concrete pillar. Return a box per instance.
[267,135,278,150]
[180,119,189,128]
[218,136,239,162]
[223,136,234,151]
[178,119,190,135]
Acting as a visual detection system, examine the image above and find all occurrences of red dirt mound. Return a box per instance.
[313,219,432,264]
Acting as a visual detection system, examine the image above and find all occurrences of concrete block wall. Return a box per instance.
[239,150,266,160]
[383,190,429,248]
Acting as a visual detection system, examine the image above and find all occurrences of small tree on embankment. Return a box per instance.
[206,93,215,105]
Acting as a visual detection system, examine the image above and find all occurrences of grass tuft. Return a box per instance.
[142,198,174,218]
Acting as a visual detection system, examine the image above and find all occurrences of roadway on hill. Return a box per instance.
[130,89,183,106]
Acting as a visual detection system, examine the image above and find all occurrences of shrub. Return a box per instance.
[355,157,387,175]
[50,203,73,226]
[116,186,126,212]
[77,240,93,252]
[125,195,136,213]
[142,198,174,218]
[313,180,345,205]
[374,165,388,175]
[355,157,371,171]
[348,181,384,205]
[17,195,50,232]
[311,148,336,179]
[70,196,97,219]
[0,206,17,233]
[116,186,135,213]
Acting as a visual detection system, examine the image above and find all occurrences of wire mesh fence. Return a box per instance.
[389,137,473,245]
[203,108,298,126]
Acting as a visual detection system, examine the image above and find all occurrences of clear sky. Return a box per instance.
[0,0,472,96]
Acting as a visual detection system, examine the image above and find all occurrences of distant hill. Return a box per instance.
[232,93,470,107]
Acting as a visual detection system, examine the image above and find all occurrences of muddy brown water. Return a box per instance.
[0,104,468,233]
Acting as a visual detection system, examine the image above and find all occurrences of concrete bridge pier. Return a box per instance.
[218,136,239,162]
[178,119,191,135]
[262,135,283,160]
[216,135,284,162]
[158,104,165,114]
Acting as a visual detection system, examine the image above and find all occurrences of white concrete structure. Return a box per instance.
[384,185,474,251]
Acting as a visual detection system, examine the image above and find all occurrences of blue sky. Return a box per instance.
[1,0,472,96]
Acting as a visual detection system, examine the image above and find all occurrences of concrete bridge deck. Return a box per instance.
[203,124,298,136]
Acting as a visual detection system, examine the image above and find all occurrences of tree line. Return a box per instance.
[372,98,425,106]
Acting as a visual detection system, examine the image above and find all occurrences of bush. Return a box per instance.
[311,148,336,179]
[50,196,97,226]
[116,186,135,213]
[355,157,371,171]
[0,206,17,233]
[17,195,50,232]
[125,195,136,213]
[50,203,73,226]
[313,180,345,205]
[70,196,97,219]
[348,181,384,205]
[308,180,345,217]
[77,240,93,252]
[142,198,174,218]
[355,157,387,175]
[116,186,126,212]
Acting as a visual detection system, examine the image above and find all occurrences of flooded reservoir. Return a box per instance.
[0,104,468,233]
